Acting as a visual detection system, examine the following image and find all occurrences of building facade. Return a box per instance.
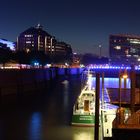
[17,24,73,63]
[17,24,54,53]
[109,34,140,65]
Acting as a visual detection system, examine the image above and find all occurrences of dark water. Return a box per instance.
[0,76,95,140]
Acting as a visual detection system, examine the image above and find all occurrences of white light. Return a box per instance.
[114,46,121,50]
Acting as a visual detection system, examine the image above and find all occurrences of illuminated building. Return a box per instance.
[54,41,72,55]
[17,24,72,62]
[109,34,140,65]
[17,24,54,53]
[0,38,15,51]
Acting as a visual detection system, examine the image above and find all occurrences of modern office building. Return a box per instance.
[17,24,54,53]
[109,34,140,65]
[0,38,15,51]
[54,41,72,55]
[17,24,72,59]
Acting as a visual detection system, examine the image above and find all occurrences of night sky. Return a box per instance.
[1,0,140,56]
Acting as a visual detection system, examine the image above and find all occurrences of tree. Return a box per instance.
[29,51,50,67]
[0,47,12,67]
[81,53,109,65]
[14,51,30,65]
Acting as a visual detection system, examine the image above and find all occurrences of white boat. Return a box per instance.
[102,103,117,137]
[71,72,96,126]
[71,69,117,130]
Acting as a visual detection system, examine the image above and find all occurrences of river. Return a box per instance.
[0,75,130,140]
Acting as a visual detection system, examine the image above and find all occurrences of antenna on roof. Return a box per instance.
[36,23,43,29]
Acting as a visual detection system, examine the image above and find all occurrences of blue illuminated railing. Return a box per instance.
[88,65,140,70]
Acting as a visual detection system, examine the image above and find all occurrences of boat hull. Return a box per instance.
[71,114,95,126]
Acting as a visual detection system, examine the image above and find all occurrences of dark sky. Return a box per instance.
[1,0,140,56]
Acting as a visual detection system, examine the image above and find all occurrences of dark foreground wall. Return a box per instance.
[112,128,140,140]
[0,68,83,97]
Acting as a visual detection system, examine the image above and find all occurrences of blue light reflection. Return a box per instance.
[29,112,42,140]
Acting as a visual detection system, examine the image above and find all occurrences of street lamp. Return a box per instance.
[119,69,128,108]
[123,68,128,88]
[99,45,102,58]
[118,69,128,125]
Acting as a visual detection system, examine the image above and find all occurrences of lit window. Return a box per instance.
[114,46,121,50]
[125,49,129,55]
[26,41,31,44]
[126,55,131,57]
[134,55,138,58]
[24,35,33,37]
[26,48,30,53]
[129,39,140,44]
[130,48,136,53]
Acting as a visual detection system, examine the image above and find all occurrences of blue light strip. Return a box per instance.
[88,65,140,70]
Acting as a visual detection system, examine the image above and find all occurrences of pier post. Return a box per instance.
[102,72,104,108]
[101,72,104,139]
[119,70,122,108]
[130,65,136,114]
[94,73,100,140]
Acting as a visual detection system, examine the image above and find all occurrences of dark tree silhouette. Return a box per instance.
[0,48,12,67]
[81,53,109,65]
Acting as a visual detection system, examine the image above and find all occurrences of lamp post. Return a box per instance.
[123,69,128,90]
[130,65,136,114]
[101,72,104,139]
[118,69,128,125]
[119,69,128,108]
[99,45,102,58]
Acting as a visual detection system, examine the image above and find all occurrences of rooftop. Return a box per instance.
[110,34,140,39]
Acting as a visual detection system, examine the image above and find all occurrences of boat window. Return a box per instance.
[105,115,107,122]
[107,129,109,134]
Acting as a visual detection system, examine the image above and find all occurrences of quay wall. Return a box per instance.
[0,68,83,97]
[0,67,139,97]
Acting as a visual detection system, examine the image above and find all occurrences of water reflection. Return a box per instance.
[62,79,69,110]
[29,112,42,140]
[0,76,129,140]
[73,127,94,140]
[91,77,130,89]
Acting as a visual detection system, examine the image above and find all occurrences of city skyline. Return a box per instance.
[1,0,140,56]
